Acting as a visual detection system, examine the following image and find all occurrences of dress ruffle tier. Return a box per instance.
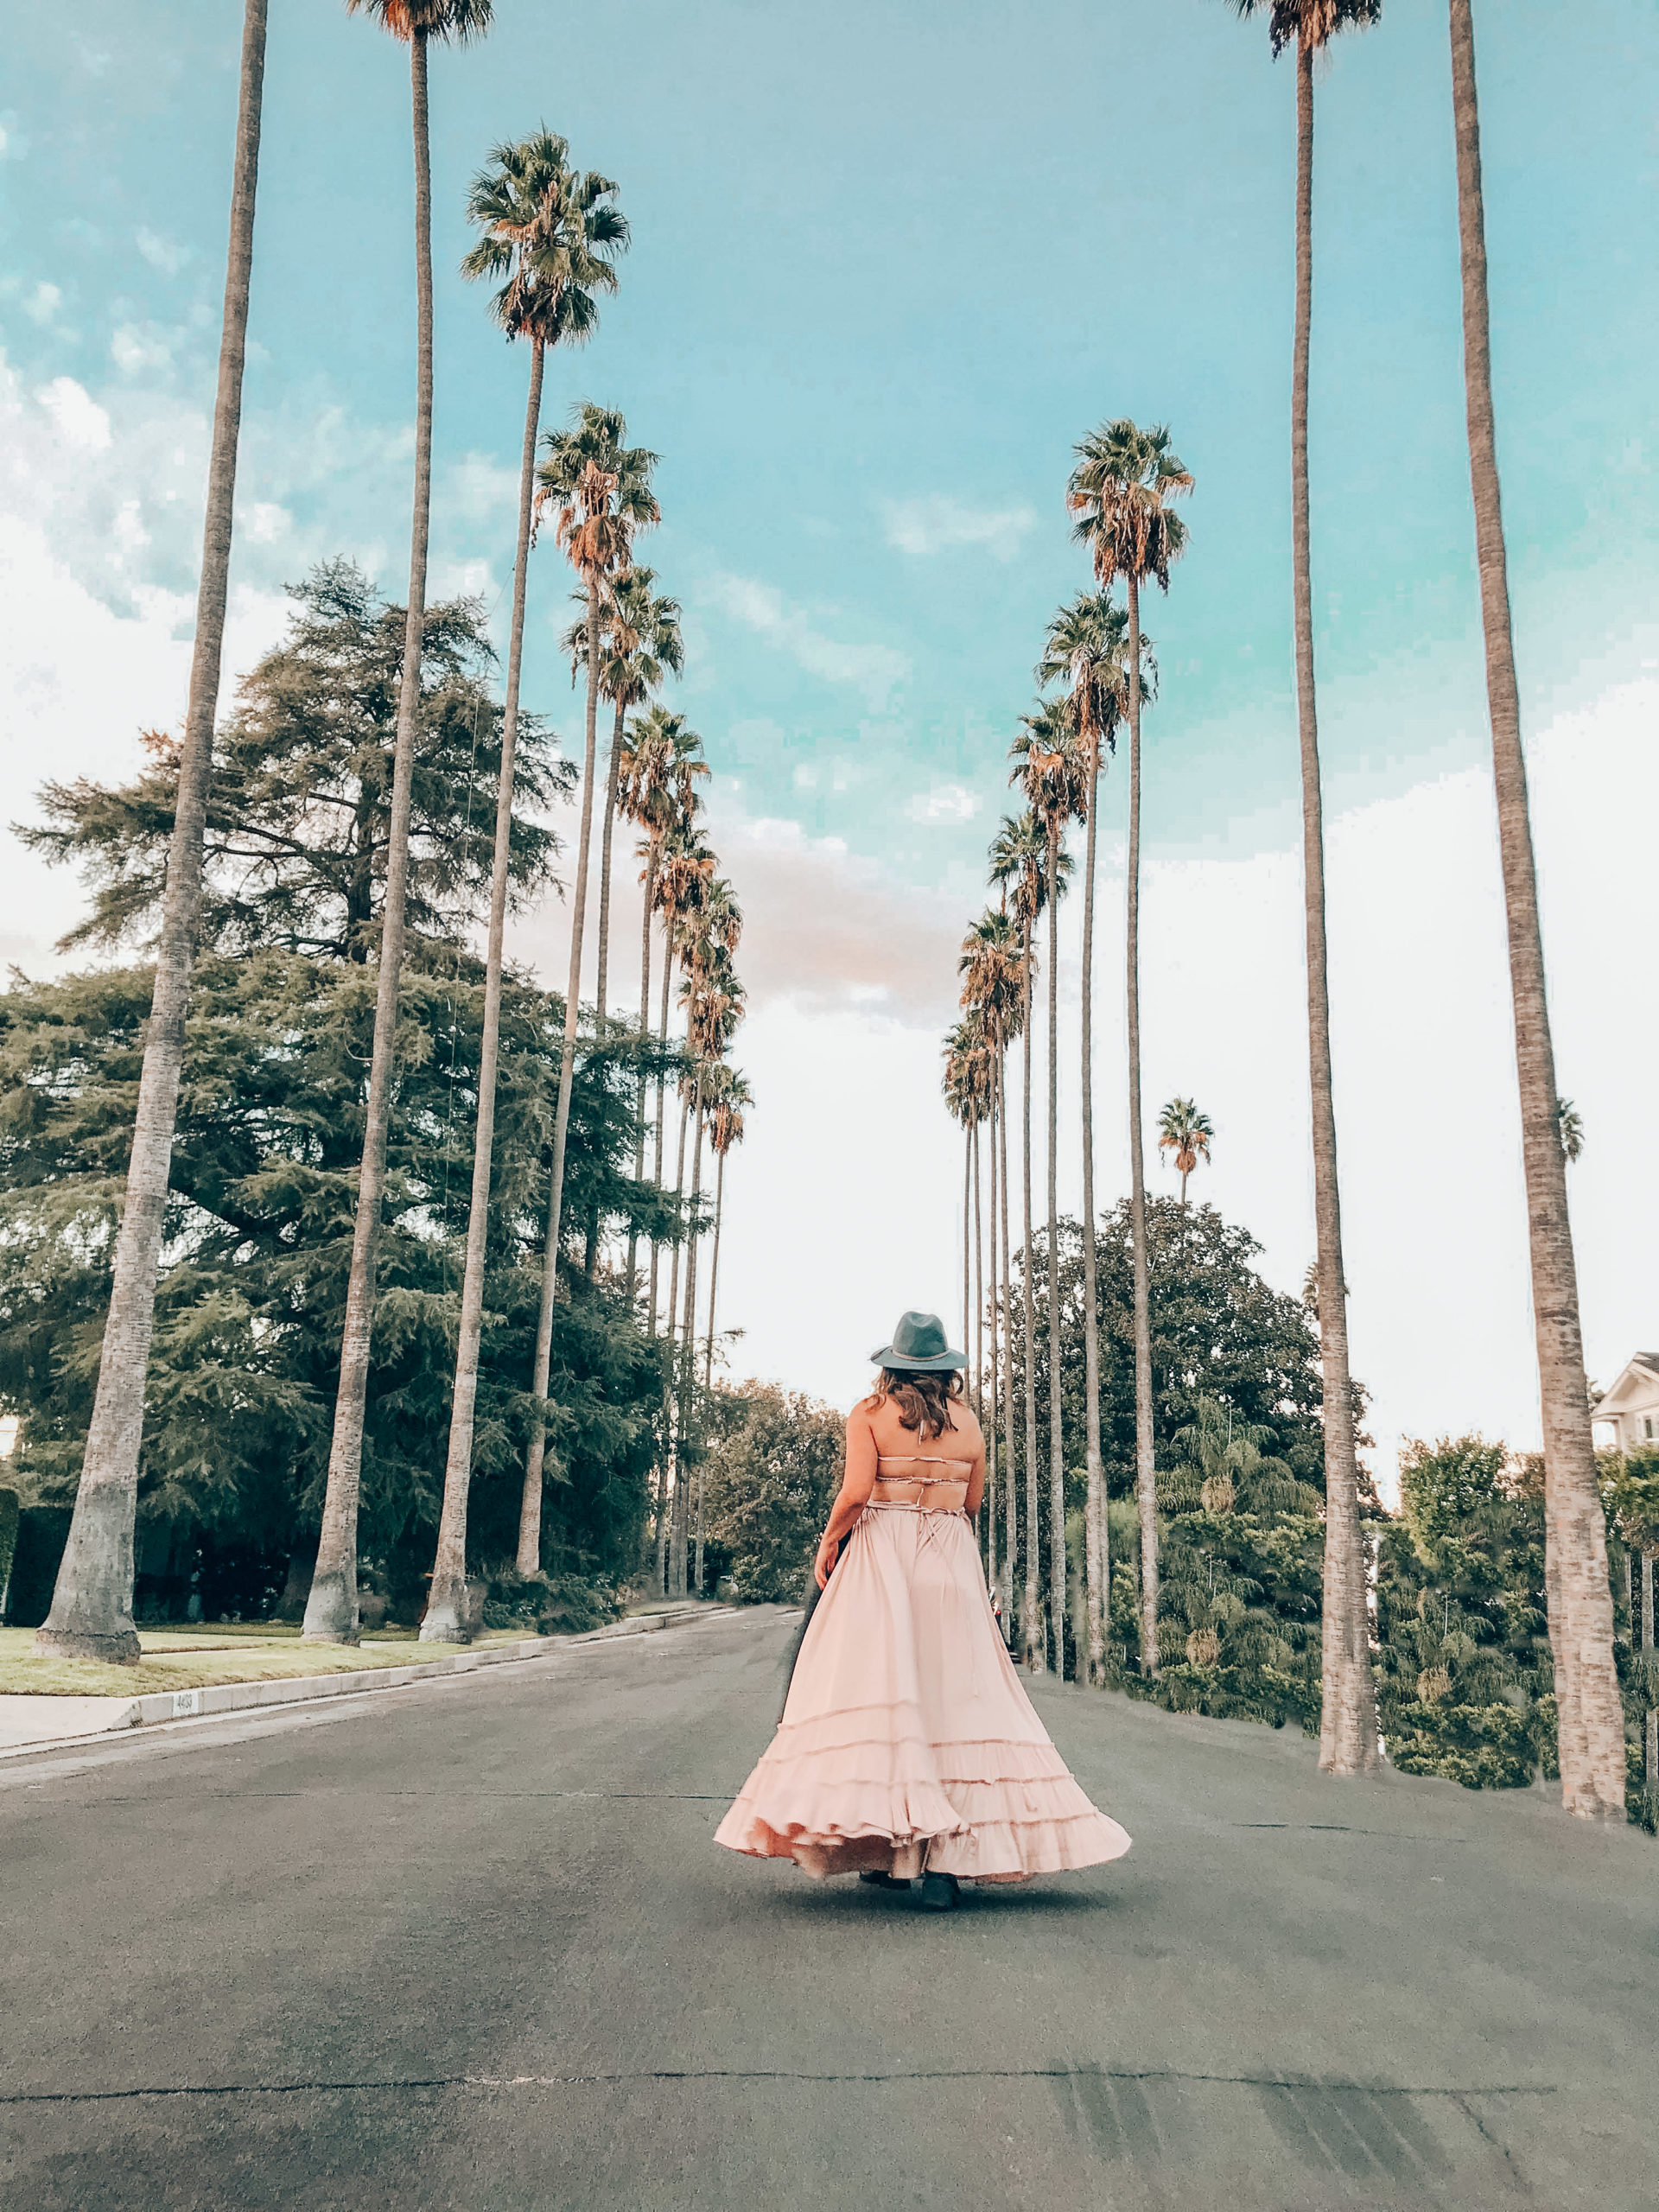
[715,1499,1131,1883]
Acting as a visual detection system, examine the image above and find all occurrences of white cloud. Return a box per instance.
[23,283,61,327]
[702,569,909,709]
[0,116,27,162]
[246,501,289,544]
[443,450,520,525]
[111,499,149,557]
[136,227,191,277]
[37,376,111,451]
[906,782,982,824]
[881,493,1037,561]
[111,322,174,374]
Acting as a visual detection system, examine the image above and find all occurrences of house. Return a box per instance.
[1591,1354,1659,1454]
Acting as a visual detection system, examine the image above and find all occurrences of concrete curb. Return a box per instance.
[0,1605,734,1758]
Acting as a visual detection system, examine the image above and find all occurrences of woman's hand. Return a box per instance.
[814,1532,840,1591]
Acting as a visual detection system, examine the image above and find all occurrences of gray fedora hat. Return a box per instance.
[868,1310,966,1373]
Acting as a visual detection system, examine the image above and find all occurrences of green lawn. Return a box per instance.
[0,1624,539,1698]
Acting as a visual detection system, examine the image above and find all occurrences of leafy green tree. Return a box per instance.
[1013,1198,1346,1681]
[700,1383,844,1605]
[1067,417,1192,1680]
[0,952,667,1620]
[1375,1437,1553,1790]
[25,566,564,964]
[1151,1396,1326,1729]
[29,0,270,1662]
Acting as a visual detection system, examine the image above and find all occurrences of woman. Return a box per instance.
[715,1310,1132,1910]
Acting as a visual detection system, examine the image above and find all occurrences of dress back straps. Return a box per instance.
[870,1454,971,1511]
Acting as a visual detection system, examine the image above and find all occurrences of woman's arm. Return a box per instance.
[813,1408,880,1589]
[963,1418,987,1520]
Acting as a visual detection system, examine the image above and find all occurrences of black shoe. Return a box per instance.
[918,1872,961,1911]
[858,1870,911,1890]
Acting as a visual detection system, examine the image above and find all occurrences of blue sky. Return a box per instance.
[6,0,1655,875]
[2,1,1656,1459]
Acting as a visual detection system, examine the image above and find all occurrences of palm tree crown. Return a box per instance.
[461,130,626,350]
[1225,0,1381,58]
[1158,1096,1216,1201]
[566,566,683,715]
[1067,419,1193,598]
[988,810,1064,934]
[345,0,493,41]
[1037,592,1150,766]
[536,404,661,580]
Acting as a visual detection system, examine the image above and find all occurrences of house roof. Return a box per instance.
[1591,1354,1659,1416]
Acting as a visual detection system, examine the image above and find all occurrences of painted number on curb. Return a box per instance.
[172,1689,201,1718]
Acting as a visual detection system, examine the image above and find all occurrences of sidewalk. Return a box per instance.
[0,1601,732,1758]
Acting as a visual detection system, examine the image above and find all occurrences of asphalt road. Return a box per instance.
[3,1604,1654,2210]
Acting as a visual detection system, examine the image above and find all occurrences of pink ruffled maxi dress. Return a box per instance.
[715,1446,1133,1884]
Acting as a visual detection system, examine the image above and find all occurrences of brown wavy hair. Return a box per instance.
[872,1367,963,1440]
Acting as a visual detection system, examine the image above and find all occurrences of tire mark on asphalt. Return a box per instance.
[0,2070,1559,2108]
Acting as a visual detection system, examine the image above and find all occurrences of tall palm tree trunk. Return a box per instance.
[999,1043,1017,1637]
[37,0,270,1663]
[304,27,435,1645]
[647,923,674,1332]
[583,696,629,1281]
[663,1077,692,1593]
[1046,841,1066,1676]
[1020,925,1043,1672]
[962,1124,972,1413]
[626,849,657,1301]
[1288,34,1380,1773]
[1448,0,1622,1815]
[974,1113,988,1584]
[1079,741,1107,1688]
[1125,569,1157,1677]
[595,696,626,1020]
[703,1147,726,1391]
[429,337,544,1621]
[1643,1548,1656,1805]
[517,569,605,1573]
[680,1081,706,1594]
[986,1092,1000,1599]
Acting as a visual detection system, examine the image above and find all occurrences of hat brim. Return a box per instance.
[868,1344,967,1372]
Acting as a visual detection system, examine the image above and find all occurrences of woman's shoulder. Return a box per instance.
[944,1401,984,1446]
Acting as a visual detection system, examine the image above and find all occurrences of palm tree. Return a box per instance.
[960,909,1024,1636]
[989,809,1055,1672]
[702,1065,753,1390]
[564,565,683,1020]
[1557,1097,1585,1166]
[617,707,706,1300]
[1068,417,1192,1679]
[646,823,715,1334]
[421,134,626,1643]
[516,405,659,1574]
[300,0,494,1645]
[1036,589,1137,1686]
[1157,1097,1215,1205]
[680,942,744,1593]
[1219,0,1382,1770]
[36,0,271,1662]
[1446,0,1623,1816]
[1010,702,1085,1677]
